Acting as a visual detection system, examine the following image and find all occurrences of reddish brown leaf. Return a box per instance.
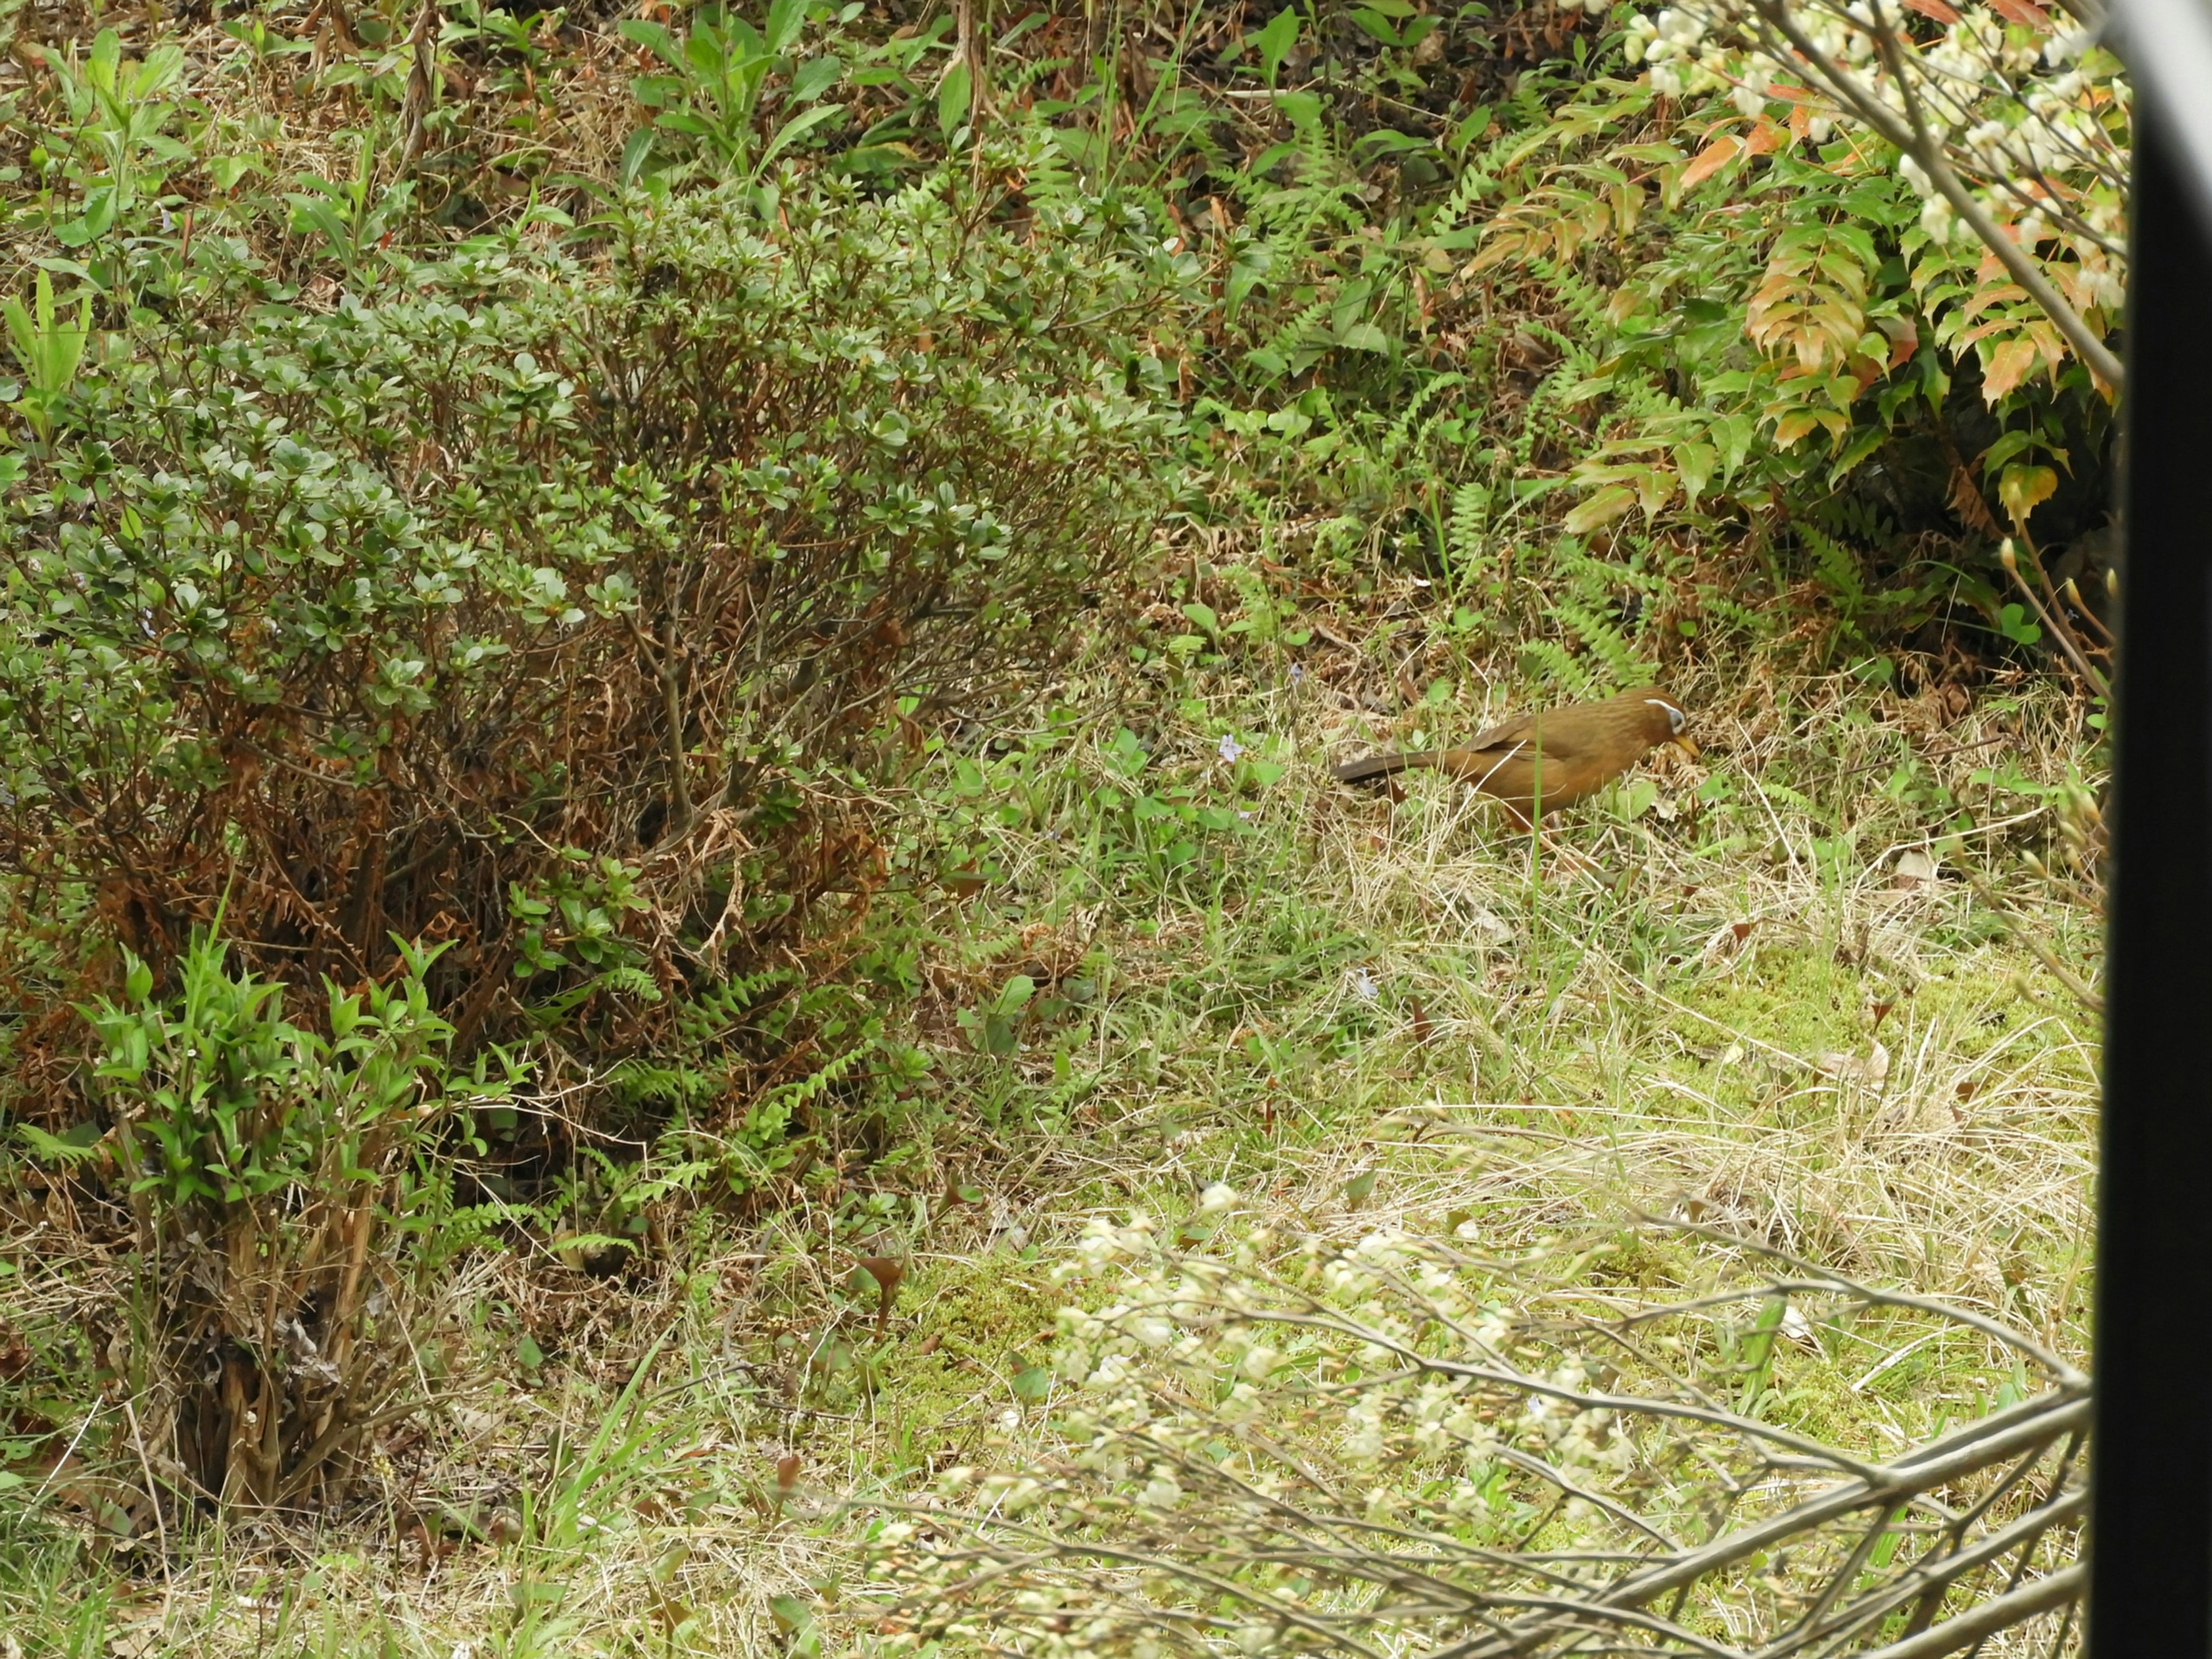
[1743,119,1787,157]
[859,1255,906,1334]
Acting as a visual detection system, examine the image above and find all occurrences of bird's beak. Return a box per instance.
[1671,736,1701,762]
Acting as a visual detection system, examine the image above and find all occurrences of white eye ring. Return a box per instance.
[1646,698,1685,734]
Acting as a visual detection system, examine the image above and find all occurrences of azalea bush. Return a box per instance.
[70,930,512,1512]
[0,163,1189,1081]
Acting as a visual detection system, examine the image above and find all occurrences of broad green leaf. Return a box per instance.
[765,0,808,54]
[616,18,681,69]
[762,103,842,168]
[1252,6,1300,85]
[937,60,971,137]
[1349,8,1403,45]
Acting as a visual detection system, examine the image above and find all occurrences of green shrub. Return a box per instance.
[69,929,509,1512]
[0,175,1187,1081]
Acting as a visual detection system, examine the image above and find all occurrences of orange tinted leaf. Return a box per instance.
[1679,134,1741,190]
[1563,484,1639,534]
[1883,317,1920,370]
[1772,410,1822,448]
[1983,336,2040,401]
[1743,119,1787,156]
[1987,0,2048,21]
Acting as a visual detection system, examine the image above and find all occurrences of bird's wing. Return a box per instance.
[1463,709,1537,753]
[1468,703,1628,765]
[1465,705,1607,762]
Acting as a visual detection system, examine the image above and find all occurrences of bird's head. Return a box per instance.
[1635,691,1699,760]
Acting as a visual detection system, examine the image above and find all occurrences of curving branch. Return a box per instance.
[1749,0,2126,390]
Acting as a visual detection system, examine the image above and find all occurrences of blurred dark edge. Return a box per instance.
[2088,59,2212,1655]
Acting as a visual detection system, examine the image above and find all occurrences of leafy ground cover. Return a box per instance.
[0,0,2108,1652]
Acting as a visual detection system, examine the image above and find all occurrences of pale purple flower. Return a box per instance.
[1218,734,1243,763]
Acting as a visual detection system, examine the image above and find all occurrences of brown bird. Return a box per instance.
[1333,687,1697,825]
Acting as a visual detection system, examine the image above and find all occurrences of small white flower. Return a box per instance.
[1898,154,1933,198]
[1218,733,1243,763]
[2046,26,2092,66]
[1130,1315,1174,1349]
[1199,1181,1237,1211]
[1919,195,1956,242]
[1354,968,1379,1001]
[1087,1353,1132,1389]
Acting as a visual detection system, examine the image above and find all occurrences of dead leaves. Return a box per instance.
[1817,1040,1892,1090]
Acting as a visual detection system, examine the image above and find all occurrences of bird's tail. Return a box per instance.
[1332,751,1437,785]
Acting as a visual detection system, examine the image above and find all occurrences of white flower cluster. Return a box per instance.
[864,1211,2074,1659]
[1016,1206,1650,1563]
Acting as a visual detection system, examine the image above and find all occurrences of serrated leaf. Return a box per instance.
[1982,335,2041,402]
[1676,441,1716,507]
